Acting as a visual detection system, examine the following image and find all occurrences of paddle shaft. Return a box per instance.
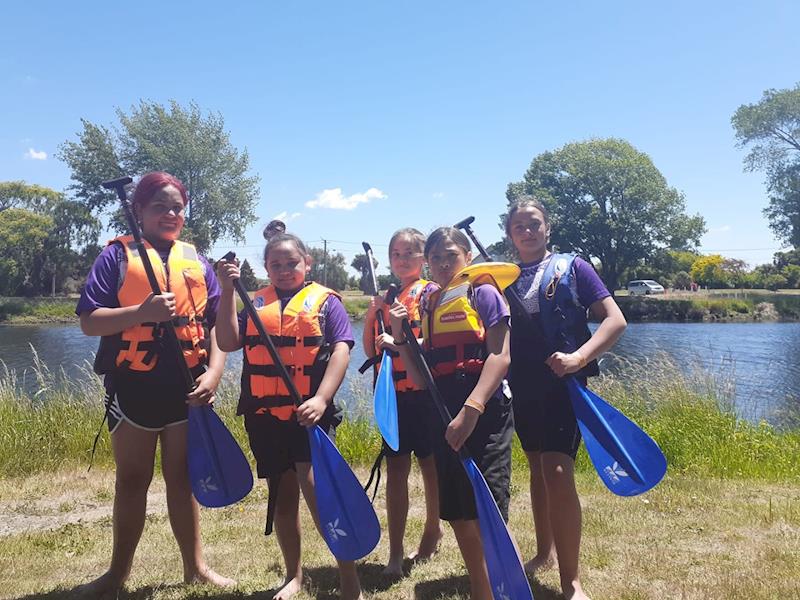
[101,176,196,393]
[400,319,469,461]
[220,251,304,405]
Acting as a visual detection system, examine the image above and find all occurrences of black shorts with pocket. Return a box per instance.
[431,374,514,522]
[382,390,436,460]
[244,404,342,480]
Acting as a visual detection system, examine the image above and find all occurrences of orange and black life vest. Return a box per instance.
[371,280,428,392]
[239,282,338,419]
[421,269,493,378]
[94,235,209,374]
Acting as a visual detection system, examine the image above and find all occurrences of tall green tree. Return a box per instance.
[58,100,260,254]
[308,247,348,291]
[506,138,706,291]
[0,209,53,295]
[239,259,260,291]
[351,252,378,293]
[732,84,800,247]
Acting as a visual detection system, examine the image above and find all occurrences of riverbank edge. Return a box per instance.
[3,294,800,324]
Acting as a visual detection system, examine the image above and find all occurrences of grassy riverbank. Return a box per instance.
[616,290,800,322]
[1,360,798,598]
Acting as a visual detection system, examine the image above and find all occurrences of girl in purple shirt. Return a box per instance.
[506,197,627,600]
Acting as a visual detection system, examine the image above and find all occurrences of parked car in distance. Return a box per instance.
[627,279,665,296]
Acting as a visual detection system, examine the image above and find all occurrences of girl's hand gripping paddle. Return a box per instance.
[454,214,667,496]
[221,251,380,560]
[361,241,400,451]
[400,319,534,600]
[101,177,252,508]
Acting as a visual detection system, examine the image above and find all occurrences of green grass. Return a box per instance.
[1,354,798,482]
[0,297,78,324]
[617,292,800,321]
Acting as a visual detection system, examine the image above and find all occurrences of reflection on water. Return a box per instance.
[1,321,798,425]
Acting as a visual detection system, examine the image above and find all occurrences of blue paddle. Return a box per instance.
[102,177,253,508]
[222,251,381,560]
[455,215,667,497]
[567,378,666,495]
[361,242,400,451]
[187,405,254,507]
[400,319,534,600]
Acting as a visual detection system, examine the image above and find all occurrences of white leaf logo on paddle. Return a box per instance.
[495,582,511,600]
[198,476,218,494]
[326,518,348,542]
[603,461,629,485]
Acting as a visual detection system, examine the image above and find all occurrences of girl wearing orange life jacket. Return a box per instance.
[388,227,513,600]
[215,231,363,600]
[75,172,233,596]
[362,228,442,576]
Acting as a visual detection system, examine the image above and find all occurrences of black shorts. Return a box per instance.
[104,370,201,433]
[431,375,514,522]
[510,366,585,459]
[383,390,436,460]
[244,405,342,480]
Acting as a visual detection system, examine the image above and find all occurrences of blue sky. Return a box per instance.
[2,1,798,278]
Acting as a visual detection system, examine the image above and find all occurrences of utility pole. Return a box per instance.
[322,238,328,286]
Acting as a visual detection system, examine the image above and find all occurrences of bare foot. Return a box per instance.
[339,565,363,600]
[407,526,443,562]
[273,575,303,600]
[381,555,404,577]
[563,581,591,600]
[74,572,125,599]
[185,567,237,588]
[524,553,558,576]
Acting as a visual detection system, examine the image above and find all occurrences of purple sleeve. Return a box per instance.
[200,255,221,329]
[75,244,121,315]
[323,296,354,348]
[473,284,510,329]
[573,257,611,308]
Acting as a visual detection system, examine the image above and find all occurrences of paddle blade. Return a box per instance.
[374,352,400,451]
[188,405,253,508]
[309,425,381,560]
[462,458,534,600]
[567,378,667,496]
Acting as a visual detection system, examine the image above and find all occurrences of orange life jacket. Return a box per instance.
[421,270,490,378]
[372,280,428,392]
[95,235,208,374]
[239,282,339,420]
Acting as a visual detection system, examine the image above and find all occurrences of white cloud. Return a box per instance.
[272,211,302,223]
[24,148,47,160]
[305,187,387,210]
[709,224,731,233]
[432,192,445,199]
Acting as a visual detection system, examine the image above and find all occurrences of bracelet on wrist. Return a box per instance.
[463,399,485,415]
[574,350,588,369]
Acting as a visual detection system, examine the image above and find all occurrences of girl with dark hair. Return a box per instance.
[215,230,363,600]
[362,227,442,576]
[388,226,514,600]
[505,196,627,600]
[75,172,234,596]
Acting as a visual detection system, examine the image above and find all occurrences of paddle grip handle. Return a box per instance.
[102,176,197,393]
[221,252,304,406]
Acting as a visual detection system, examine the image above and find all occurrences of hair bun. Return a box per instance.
[263,219,287,240]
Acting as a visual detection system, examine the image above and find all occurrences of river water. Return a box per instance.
[1,321,798,425]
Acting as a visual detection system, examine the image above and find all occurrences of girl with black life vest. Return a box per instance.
[361,228,443,576]
[388,227,514,600]
[505,196,627,600]
[75,172,234,596]
[215,229,362,600]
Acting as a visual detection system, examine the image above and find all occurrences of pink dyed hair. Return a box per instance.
[132,172,189,207]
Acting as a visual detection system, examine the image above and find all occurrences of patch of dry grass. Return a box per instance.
[1,468,798,600]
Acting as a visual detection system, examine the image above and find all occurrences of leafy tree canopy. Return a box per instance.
[732,84,800,247]
[506,138,706,291]
[58,100,260,254]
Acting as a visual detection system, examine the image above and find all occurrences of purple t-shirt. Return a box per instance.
[237,287,354,349]
[75,242,221,327]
